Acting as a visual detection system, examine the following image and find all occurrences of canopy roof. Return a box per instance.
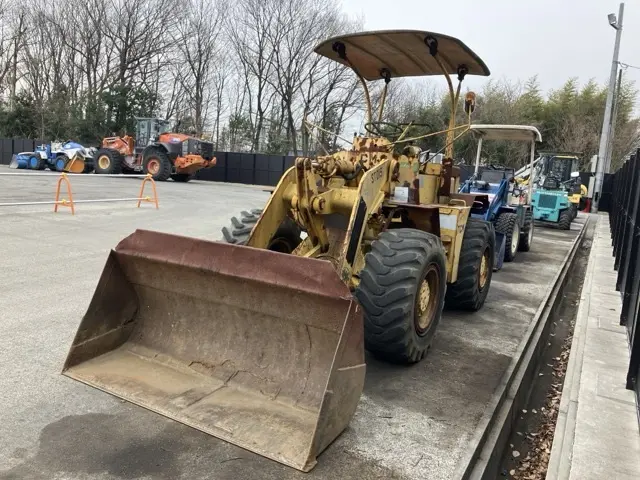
[469,124,542,142]
[314,30,490,81]
[538,150,581,158]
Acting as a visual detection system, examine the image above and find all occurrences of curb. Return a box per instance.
[453,214,590,479]
[545,214,598,479]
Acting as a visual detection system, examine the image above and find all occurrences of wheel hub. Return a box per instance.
[147,159,160,175]
[98,155,110,169]
[415,265,439,335]
[511,224,520,255]
[479,250,490,289]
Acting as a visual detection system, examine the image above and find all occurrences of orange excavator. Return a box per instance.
[94,117,216,182]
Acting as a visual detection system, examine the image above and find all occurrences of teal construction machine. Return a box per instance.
[528,152,582,230]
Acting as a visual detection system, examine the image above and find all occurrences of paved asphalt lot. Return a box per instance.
[0,167,584,479]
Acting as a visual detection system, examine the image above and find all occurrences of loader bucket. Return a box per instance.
[9,154,29,169]
[64,156,86,174]
[62,229,365,472]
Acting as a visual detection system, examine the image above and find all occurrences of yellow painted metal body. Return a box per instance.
[247,136,394,289]
[435,205,469,283]
[395,160,469,283]
[247,134,471,285]
[568,184,588,205]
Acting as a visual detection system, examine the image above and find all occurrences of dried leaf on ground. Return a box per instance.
[509,326,573,480]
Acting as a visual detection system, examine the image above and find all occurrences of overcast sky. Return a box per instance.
[339,0,639,110]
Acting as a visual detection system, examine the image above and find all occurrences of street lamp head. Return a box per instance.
[608,13,619,28]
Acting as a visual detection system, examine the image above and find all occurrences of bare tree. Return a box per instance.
[264,0,347,154]
[101,0,180,125]
[1,3,27,108]
[211,59,228,149]
[173,0,227,135]
[227,0,279,151]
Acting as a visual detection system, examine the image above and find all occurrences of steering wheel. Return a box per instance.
[364,121,405,139]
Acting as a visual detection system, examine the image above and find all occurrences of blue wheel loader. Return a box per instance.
[26,141,96,173]
[459,124,542,269]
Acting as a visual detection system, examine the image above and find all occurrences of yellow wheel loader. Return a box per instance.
[62,29,494,472]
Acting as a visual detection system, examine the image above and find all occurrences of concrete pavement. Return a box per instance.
[0,167,585,479]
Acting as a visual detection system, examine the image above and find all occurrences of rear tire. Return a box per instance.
[171,174,191,182]
[221,209,302,253]
[445,218,495,311]
[94,148,123,174]
[518,209,533,252]
[495,212,520,262]
[558,209,572,230]
[143,149,172,181]
[354,229,447,364]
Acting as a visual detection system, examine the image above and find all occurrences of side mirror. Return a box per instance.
[571,171,580,178]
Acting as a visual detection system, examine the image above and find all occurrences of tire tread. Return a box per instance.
[495,212,519,262]
[444,218,494,311]
[220,208,302,252]
[355,229,446,364]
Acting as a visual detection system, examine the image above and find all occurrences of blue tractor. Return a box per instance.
[26,141,97,173]
[459,124,541,267]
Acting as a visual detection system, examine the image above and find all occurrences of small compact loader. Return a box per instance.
[11,141,97,173]
[459,124,542,264]
[62,30,495,472]
[530,151,583,229]
[93,117,216,181]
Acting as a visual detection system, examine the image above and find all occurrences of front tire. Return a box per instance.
[29,155,45,170]
[558,209,572,230]
[143,149,172,181]
[355,229,447,364]
[445,218,495,311]
[495,212,520,262]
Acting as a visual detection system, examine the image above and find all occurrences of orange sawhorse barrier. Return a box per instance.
[137,174,159,209]
[53,174,76,214]
[53,173,159,215]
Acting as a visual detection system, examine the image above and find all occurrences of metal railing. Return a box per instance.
[607,148,640,409]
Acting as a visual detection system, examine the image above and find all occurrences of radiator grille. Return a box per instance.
[538,194,558,209]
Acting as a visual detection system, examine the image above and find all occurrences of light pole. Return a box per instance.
[592,2,624,213]
[605,68,624,174]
